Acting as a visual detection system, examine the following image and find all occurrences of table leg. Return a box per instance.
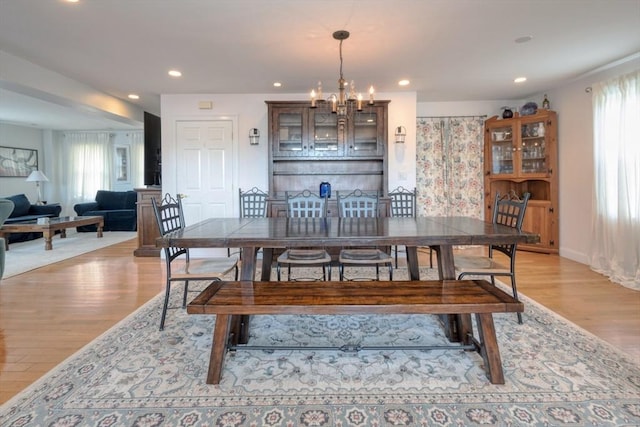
[406,246,420,280]
[96,223,103,238]
[435,244,470,343]
[436,245,455,280]
[234,246,257,345]
[60,229,67,238]
[261,247,273,281]
[43,230,53,250]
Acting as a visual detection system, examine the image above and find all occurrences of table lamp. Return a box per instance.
[26,170,49,205]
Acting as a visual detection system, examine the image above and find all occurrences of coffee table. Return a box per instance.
[0,216,104,250]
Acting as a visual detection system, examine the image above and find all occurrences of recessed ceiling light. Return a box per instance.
[515,35,533,44]
[514,77,527,83]
[273,82,282,88]
[128,94,140,100]
[66,0,79,3]
[398,79,410,86]
[168,70,182,77]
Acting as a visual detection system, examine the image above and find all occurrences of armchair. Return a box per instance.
[74,190,137,232]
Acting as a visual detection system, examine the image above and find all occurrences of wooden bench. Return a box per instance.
[187,279,524,385]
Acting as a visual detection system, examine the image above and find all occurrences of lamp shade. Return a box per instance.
[26,170,49,182]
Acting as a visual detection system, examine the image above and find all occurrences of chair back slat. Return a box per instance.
[388,186,416,218]
[152,193,188,261]
[286,190,327,218]
[491,191,530,258]
[239,187,268,218]
[337,190,379,218]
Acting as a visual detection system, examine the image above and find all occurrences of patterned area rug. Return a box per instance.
[1,267,639,426]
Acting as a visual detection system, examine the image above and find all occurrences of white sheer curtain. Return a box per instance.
[590,70,640,289]
[61,132,113,213]
[129,131,145,188]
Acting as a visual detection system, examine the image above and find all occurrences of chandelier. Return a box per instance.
[310,30,374,117]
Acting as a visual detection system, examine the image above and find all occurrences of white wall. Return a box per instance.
[417,100,521,119]
[160,92,417,204]
[541,55,640,264]
[413,58,640,266]
[0,123,45,201]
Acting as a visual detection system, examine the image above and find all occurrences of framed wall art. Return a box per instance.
[0,146,38,177]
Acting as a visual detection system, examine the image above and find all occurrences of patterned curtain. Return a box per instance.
[416,117,485,219]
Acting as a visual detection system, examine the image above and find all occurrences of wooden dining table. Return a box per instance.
[157,216,538,343]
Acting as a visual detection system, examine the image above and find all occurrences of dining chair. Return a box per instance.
[0,199,15,280]
[276,190,332,281]
[239,186,269,218]
[152,193,239,330]
[454,190,531,323]
[388,186,435,269]
[229,187,270,260]
[336,189,393,281]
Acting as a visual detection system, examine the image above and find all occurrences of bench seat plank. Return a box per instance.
[187,279,523,385]
[188,279,523,315]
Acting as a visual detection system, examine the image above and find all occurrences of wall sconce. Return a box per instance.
[394,126,406,144]
[249,128,260,145]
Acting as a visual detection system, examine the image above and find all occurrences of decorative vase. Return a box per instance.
[319,182,331,198]
[502,108,513,119]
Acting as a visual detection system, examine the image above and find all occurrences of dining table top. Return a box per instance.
[156,216,539,249]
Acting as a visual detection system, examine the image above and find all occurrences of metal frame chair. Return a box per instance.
[336,189,393,281]
[455,190,530,323]
[229,187,269,260]
[239,186,269,218]
[152,193,239,330]
[276,190,331,280]
[388,186,435,268]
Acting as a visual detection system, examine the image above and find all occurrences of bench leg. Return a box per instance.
[475,313,505,384]
[206,314,231,385]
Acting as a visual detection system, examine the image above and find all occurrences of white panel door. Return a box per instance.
[176,120,234,228]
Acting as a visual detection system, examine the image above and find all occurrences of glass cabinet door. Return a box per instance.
[520,121,547,175]
[348,106,384,156]
[273,108,308,156]
[489,125,514,174]
[311,109,340,155]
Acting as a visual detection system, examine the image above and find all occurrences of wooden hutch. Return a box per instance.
[266,100,390,217]
[484,110,558,253]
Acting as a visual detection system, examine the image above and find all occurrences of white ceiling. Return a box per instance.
[0,0,639,130]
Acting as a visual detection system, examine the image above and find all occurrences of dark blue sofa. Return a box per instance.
[2,194,62,243]
[74,190,137,232]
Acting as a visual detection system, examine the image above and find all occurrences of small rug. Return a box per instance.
[2,230,137,279]
[1,268,639,426]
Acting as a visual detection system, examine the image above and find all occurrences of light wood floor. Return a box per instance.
[0,239,638,405]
